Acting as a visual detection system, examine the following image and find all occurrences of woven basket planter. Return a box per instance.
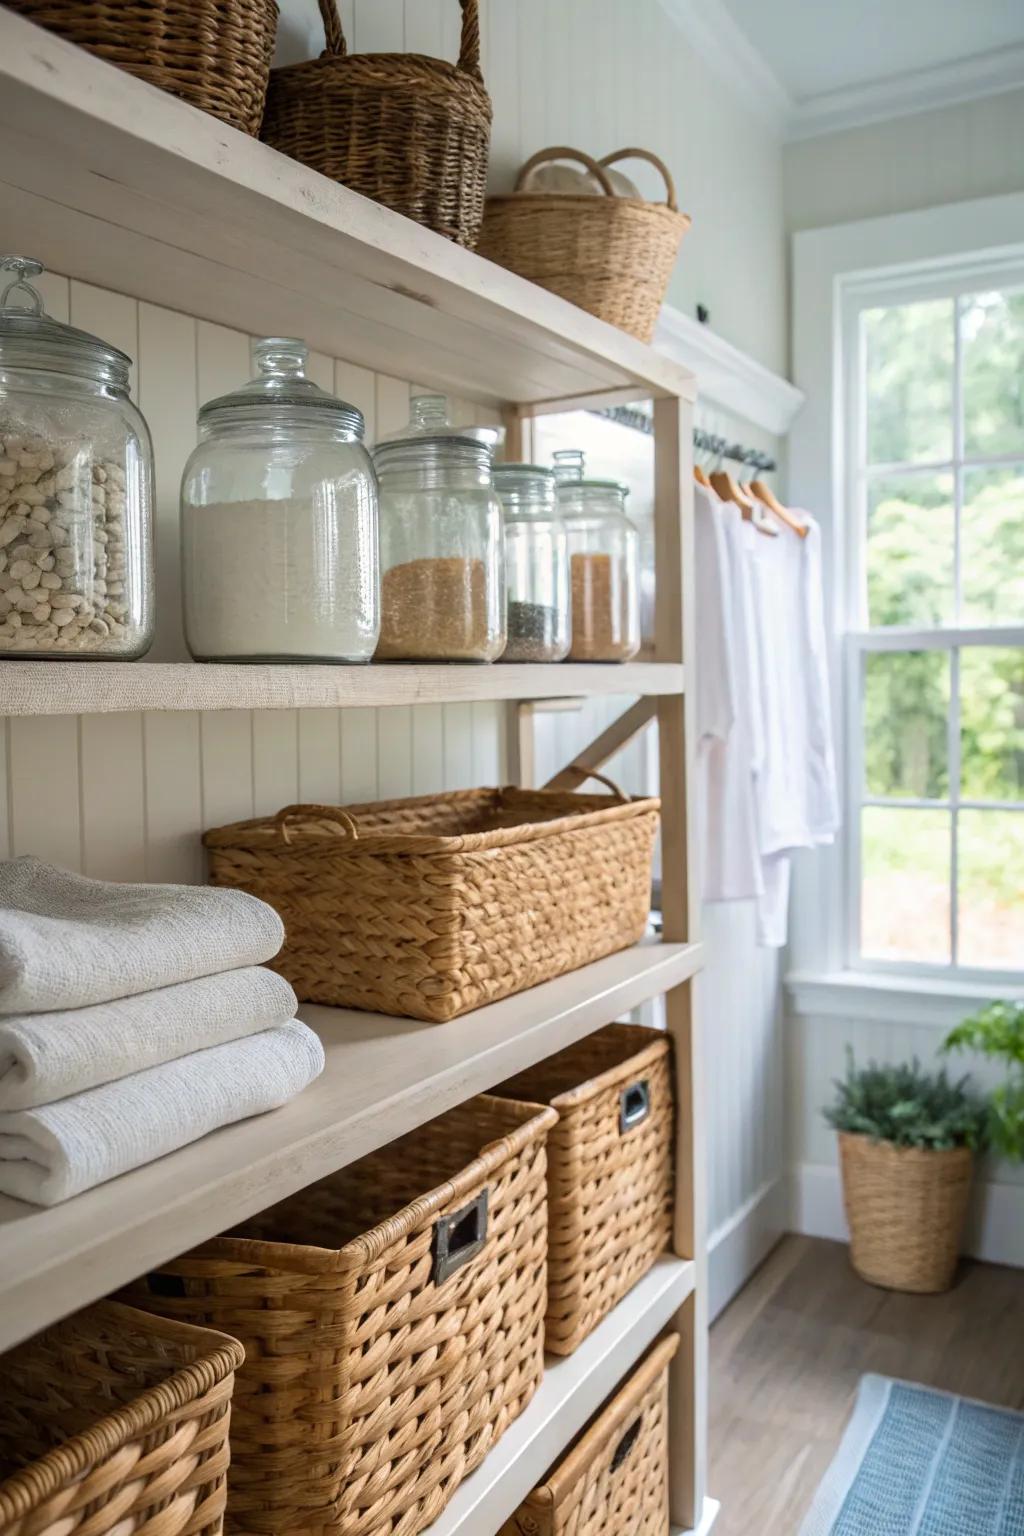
[203,779,659,1023]
[838,1132,974,1293]
[123,1094,557,1536]
[499,1334,679,1536]
[5,0,278,136]
[497,1024,674,1354]
[478,146,691,342]
[261,0,491,247]
[0,1300,243,1536]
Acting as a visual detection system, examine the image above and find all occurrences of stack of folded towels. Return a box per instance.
[0,856,325,1207]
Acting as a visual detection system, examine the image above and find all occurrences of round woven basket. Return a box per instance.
[261,0,492,247]
[838,1132,974,1293]
[5,0,279,136]
[478,146,691,343]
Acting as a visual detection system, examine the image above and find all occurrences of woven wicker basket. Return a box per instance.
[478,146,691,342]
[261,0,491,246]
[203,775,659,1023]
[5,0,278,136]
[838,1132,974,1293]
[499,1334,679,1536]
[497,1024,674,1354]
[123,1094,557,1536]
[0,1300,243,1536]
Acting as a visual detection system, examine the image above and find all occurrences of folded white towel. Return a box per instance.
[0,858,284,1015]
[0,1019,325,1206]
[0,966,298,1111]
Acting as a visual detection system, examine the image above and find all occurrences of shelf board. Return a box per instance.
[0,11,695,409]
[0,939,702,1351]
[430,1256,696,1536]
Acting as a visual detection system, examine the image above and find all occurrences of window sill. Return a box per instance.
[785,970,1014,1028]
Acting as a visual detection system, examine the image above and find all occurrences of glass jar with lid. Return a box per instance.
[0,255,155,658]
[493,463,568,662]
[181,337,379,662]
[373,395,505,662]
[554,450,640,662]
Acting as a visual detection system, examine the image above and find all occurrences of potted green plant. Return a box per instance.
[823,1051,987,1293]
[943,1000,1024,1161]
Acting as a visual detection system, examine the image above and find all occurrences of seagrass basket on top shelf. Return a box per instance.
[261,0,492,246]
[477,146,691,342]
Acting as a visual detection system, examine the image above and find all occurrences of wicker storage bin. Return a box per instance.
[478,147,691,342]
[261,0,491,247]
[123,1094,557,1536]
[838,1132,973,1294]
[202,778,659,1023]
[5,0,278,137]
[0,1300,243,1536]
[497,1024,674,1354]
[499,1334,679,1536]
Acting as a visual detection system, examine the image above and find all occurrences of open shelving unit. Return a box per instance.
[0,9,712,1532]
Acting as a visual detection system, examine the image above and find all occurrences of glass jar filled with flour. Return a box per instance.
[373,395,504,662]
[554,450,640,662]
[181,337,378,662]
[493,463,569,662]
[0,255,155,658]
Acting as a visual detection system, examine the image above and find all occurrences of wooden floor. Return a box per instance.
[709,1234,1024,1535]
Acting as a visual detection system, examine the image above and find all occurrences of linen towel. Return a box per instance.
[0,1019,325,1205]
[0,966,298,1111]
[0,858,284,1014]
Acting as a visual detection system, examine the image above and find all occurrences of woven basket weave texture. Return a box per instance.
[499,1333,679,1535]
[122,1095,557,1536]
[5,0,278,136]
[203,786,659,1023]
[497,1024,674,1354]
[478,146,690,342]
[838,1132,973,1294]
[261,0,491,246]
[0,1301,243,1536]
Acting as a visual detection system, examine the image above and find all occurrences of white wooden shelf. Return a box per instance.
[429,1257,695,1536]
[673,1501,722,1536]
[0,10,695,410]
[0,659,685,717]
[0,939,701,1352]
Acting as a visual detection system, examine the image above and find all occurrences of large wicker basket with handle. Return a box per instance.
[123,1095,557,1536]
[261,0,491,246]
[499,1334,679,1536]
[203,772,659,1023]
[478,146,691,342]
[5,0,278,136]
[497,1024,674,1354]
[0,1300,244,1536]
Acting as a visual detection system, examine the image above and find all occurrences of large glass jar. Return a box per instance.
[555,450,640,663]
[181,338,378,662]
[0,256,154,658]
[493,463,569,662]
[373,395,504,662]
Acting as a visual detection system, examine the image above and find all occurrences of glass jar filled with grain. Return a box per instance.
[493,462,569,662]
[554,450,640,662]
[373,395,505,662]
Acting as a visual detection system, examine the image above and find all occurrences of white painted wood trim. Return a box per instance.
[672,1498,722,1536]
[656,0,789,133]
[655,304,805,436]
[786,971,1015,1028]
[708,1176,786,1322]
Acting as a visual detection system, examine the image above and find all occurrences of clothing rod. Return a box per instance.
[589,406,777,474]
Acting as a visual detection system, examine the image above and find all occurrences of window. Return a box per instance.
[844,270,1024,979]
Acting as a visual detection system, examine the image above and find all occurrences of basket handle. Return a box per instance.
[315,0,482,75]
[619,1079,651,1133]
[598,147,678,211]
[559,764,631,801]
[513,146,617,198]
[433,1189,489,1285]
[610,1417,643,1473]
[273,804,360,845]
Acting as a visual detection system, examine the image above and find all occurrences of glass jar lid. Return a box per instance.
[374,393,497,470]
[198,337,365,435]
[552,449,628,498]
[0,256,132,388]
[493,462,557,510]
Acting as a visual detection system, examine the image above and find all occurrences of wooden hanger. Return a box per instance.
[694,464,712,488]
[710,469,778,536]
[748,478,809,539]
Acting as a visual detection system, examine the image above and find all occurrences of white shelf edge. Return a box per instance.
[0,660,685,717]
[0,938,703,1351]
[655,303,804,437]
[430,1257,696,1536]
[673,1497,722,1536]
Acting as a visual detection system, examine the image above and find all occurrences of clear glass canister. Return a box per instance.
[493,463,569,662]
[555,449,640,663]
[0,256,155,658]
[181,338,379,662]
[373,395,505,662]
